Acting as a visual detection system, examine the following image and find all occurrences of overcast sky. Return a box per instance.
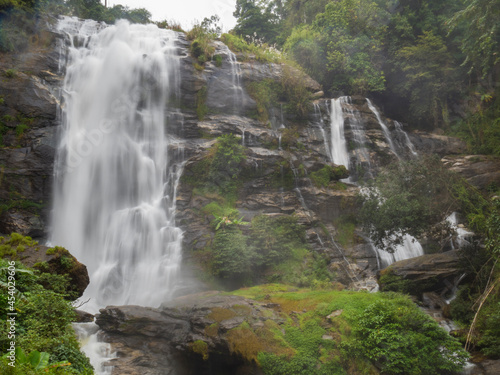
[109,0,238,31]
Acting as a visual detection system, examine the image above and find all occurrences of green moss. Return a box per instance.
[45,246,68,256]
[333,216,358,248]
[228,285,468,375]
[213,54,222,67]
[190,340,209,360]
[4,69,17,78]
[15,123,29,137]
[310,165,349,188]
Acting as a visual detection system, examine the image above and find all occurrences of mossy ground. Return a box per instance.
[226,284,468,375]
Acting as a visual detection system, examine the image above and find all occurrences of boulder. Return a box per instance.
[96,293,280,375]
[442,155,500,191]
[1,237,89,297]
[380,250,462,294]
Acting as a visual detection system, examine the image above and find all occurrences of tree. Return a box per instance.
[313,0,389,94]
[448,0,500,79]
[394,31,457,126]
[233,0,281,44]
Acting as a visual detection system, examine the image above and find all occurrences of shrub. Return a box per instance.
[4,69,17,78]
[341,298,468,374]
[211,226,253,279]
[208,134,246,197]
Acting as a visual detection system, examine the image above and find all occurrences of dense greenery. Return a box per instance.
[358,155,493,251]
[206,211,333,288]
[231,285,468,375]
[0,234,93,374]
[359,155,500,358]
[232,0,499,134]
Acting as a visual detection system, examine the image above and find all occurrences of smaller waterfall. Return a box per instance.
[394,121,418,157]
[446,212,473,249]
[366,99,399,158]
[329,98,350,169]
[73,322,115,375]
[223,45,244,113]
[342,97,372,181]
[279,103,286,128]
[374,234,424,268]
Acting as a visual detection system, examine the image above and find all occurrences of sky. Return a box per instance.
[109,0,238,31]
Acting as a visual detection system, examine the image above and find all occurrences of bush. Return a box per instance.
[0,253,92,373]
[212,226,252,279]
[208,134,246,198]
[310,165,348,188]
[250,215,306,266]
[4,69,17,78]
[341,298,468,374]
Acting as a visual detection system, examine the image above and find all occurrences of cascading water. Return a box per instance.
[394,121,418,157]
[342,97,372,181]
[52,17,184,312]
[366,98,399,158]
[446,212,473,249]
[52,16,187,374]
[328,97,350,169]
[222,45,244,113]
[374,234,425,268]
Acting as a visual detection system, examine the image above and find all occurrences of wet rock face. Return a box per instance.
[379,250,462,295]
[96,293,274,375]
[442,155,500,191]
[0,31,63,237]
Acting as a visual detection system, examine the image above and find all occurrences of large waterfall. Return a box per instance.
[51,18,184,313]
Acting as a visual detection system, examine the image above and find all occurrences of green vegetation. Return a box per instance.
[4,69,17,78]
[359,155,489,250]
[232,0,500,133]
[309,165,348,188]
[203,211,333,288]
[245,67,312,123]
[186,17,218,67]
[0,235,93,373]
[220,33,283,63]
[229,285,468,374]
[207,134,246,198]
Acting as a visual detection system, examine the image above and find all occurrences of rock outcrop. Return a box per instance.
[442,155,500,191]
[96,292,279,375]
[0,28,63,237]
[1,236,89,297]
[379,250,462,295]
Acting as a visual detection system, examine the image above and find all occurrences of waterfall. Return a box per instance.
[328,97,350,169]
[374,234,424,268]
[342,97,372,181]
[394,121,418,157]
[222,45,244,113]
[51,17,184,313]
[446,212,473,249]
[366,98,399,158]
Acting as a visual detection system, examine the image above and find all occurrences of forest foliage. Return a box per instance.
[231,0,499,143]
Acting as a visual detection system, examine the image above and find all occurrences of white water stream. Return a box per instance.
[328,97,350,169]
[52,16,186,373]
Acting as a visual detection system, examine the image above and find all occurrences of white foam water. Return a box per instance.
[52,16,186,374]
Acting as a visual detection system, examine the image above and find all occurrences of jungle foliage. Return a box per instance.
[0,234,93,374]
[232,0,499,135]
